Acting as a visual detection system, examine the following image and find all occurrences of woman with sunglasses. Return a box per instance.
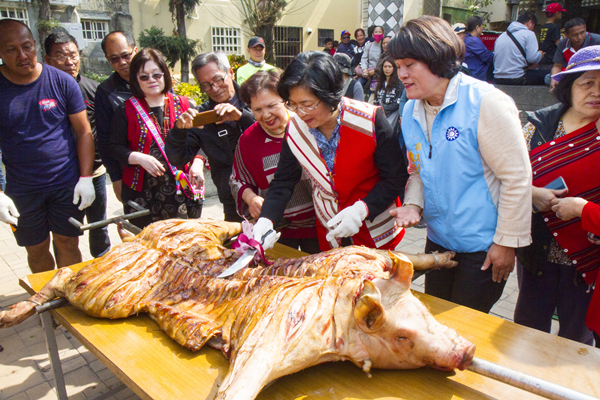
[230,70,319,253]
[110,48,203,228]
[252,51,408,252]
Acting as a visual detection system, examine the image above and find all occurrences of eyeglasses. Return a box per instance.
[284,100,321,115]
[342,36,351,39]
[138,73,164,82]
[251,101,284,116]
[108,51,134,65]
[199,75,226,92]
[50,54,80,63]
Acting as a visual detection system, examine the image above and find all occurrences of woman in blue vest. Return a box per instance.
[388,16,533,313]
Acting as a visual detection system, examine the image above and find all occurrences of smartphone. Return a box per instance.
[533,176,568,213]
[192,110,222,127]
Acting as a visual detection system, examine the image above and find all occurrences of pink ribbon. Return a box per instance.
[232,220,273,265]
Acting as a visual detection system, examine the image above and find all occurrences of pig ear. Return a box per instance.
[388,251,414,287]
[354,280,386,333]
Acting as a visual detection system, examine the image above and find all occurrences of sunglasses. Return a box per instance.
[138,73,164,82]
[342,36,351,39]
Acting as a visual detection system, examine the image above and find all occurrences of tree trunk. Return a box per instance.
[257,25,276,65]
[38,0,51,55]
[176,1,189,83]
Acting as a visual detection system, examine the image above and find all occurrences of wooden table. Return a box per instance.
[20,244,600,400]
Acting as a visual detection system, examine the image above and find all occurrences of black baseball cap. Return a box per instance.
[248,37,265,48]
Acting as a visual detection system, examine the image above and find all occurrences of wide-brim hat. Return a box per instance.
[333,53,353,75]
[552,45,600,82]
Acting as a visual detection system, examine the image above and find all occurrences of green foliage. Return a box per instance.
[138,26,202,69]
[228,54,247,76]
[168,0,203,21]
[464,0,492,25]
[174,82,209,105]
[239,0,289,29]
[35,18,60,32]
[81,71,109,83]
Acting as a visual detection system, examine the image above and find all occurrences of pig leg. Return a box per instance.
[0,268,72,329]
[401,251,457,270]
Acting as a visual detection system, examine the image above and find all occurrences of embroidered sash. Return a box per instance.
[129,97,204,201]
[530,119,600,284]
[286,99,403,249]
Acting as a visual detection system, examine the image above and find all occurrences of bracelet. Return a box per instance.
[194,155,206,163]
[430,252,439,270]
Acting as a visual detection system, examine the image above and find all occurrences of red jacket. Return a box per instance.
[122,93,189,191]
[581,202,600,334]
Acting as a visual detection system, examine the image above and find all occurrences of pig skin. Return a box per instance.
[0,219,475,400]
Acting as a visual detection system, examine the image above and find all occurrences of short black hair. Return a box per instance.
[0,19,33,40]
[564,18,585,35]
[367,25,376,37]
[277,51,344,112]
[324,38,333,45]
[554,71,585,107]
[44,32,78,56]
[101,31,136,55]
[128,48,172,99]
[466,16,484,33]
[517,12,538,25]
[388,15,463,79]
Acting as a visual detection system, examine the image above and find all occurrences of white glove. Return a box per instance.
[252,217,281,251]
[73,176,96,210]
[0,192,19,226]
[326,200,369,242]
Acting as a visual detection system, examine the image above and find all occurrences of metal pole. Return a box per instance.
[40,312,68,400]
[468,357,599,400]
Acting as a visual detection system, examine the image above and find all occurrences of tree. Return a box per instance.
[33,0,60,54]
[138,26,201,83]
[169,0,202,82]
[238,0,290,65]
[464,0,493,26]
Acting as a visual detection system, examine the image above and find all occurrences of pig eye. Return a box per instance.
[396,336,408,341]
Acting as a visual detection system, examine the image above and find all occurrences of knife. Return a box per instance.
[217,229,274,278]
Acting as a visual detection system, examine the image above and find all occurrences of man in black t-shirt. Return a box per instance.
[539,3,565,69]
[45,32,111,258]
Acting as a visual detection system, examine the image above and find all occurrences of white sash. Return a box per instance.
[286,99,403,249]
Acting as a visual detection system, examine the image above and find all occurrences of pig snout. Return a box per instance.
[426,337,476,371]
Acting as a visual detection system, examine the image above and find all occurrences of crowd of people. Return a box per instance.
[0,8,599,349]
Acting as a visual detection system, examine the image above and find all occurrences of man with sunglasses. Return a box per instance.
[0,19,96,273]
[336,30,355,59]
[95,31,138,202]
[167,52,255,222]
[44,32,111,258]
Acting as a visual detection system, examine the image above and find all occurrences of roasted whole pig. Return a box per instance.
[0,219,475,400]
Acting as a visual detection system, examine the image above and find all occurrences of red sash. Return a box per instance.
[530,120,600,285]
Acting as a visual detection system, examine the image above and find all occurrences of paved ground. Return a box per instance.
[0,181,526,400]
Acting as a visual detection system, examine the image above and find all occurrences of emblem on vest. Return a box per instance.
[446,127,459,141]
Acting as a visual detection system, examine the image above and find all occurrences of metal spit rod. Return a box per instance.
[69,201,149,232]
[468,357,599,400]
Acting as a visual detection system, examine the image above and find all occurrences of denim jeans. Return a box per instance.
[0,150,5,192]
[86,173,111,257]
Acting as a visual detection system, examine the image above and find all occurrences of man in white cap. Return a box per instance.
[236,36,275,84]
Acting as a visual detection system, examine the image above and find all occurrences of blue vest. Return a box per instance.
[402,73,497,253]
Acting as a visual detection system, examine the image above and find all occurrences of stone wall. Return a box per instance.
[494,85,559,125]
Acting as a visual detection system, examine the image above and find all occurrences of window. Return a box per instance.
[211,27,242,55]
[0,6,28,25]
[318,29,334,47]
[274,26,303,69]
[81,20,108,42]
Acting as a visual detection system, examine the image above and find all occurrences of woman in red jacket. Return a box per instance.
[110,49,202,228]
[552,194,600,347]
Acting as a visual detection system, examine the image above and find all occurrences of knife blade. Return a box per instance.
[217,229,273,278]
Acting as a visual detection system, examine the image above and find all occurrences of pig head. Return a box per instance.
[349,252,476,373]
